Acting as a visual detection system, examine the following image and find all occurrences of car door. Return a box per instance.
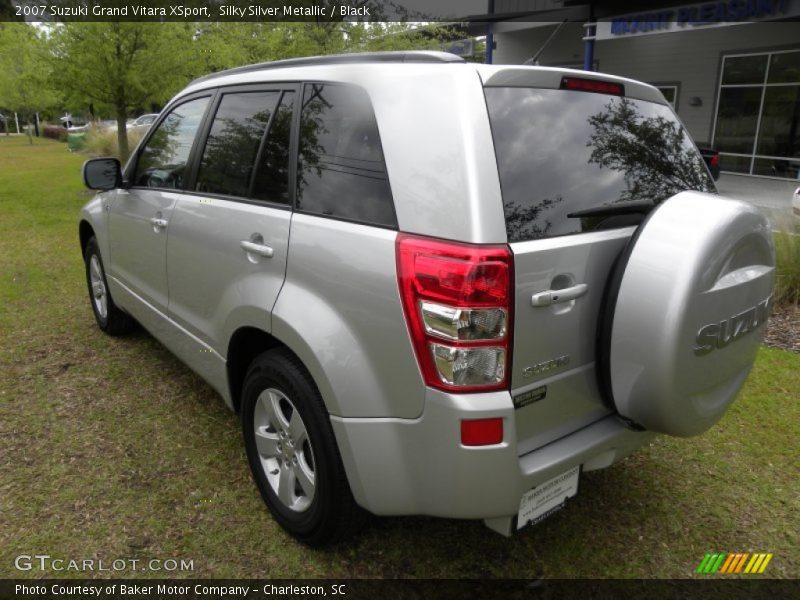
[108,95,212,320]
[166,86,297,359]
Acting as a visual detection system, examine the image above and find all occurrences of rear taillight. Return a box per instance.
[710,154,720,167]
[396,234,513,392]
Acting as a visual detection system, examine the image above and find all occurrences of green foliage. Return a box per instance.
[3,20,462,157]
[186,22,453,75]
[0,23,59,121]
[83,126,144,159]
[49,22,197,159]
[774,229,800,307]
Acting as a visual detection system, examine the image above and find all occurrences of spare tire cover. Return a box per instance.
[603,191,775,437]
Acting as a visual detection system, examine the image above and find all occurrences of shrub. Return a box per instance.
[82,126,143,160]
[774,228,800,307]
[42,125,67,141]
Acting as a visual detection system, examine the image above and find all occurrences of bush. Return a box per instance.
[774,228,800,307]
[82,126,143,159]
[42,125,66,141]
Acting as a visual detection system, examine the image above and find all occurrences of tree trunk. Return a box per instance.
[116,108,129,161]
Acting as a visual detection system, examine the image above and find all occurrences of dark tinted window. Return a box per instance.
[252,91,294,204]
[715,87,762,154]
[133,97,209,189]
[722,54,768,85]
[296,83,396,227]
[485,87,715,242]
[196,91,279,198]
[767,50,800,84]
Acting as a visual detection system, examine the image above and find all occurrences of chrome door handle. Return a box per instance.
[240,240,274,258]
[150,217,168,229]
[531,283,588,307]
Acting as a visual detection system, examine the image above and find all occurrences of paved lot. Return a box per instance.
[716,173,798,227]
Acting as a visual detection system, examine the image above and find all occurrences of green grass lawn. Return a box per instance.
[0,135,798,579]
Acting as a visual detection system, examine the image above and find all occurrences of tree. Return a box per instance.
[187,21,449,75]
[48,19,463,158]
[587,97,713,203]
[0,23,58,142]
[50,22,196,159]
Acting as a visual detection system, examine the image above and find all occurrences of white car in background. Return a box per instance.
[793,186,800,217]
[126,113,159,130]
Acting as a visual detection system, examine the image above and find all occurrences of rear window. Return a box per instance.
[485,87,715,243]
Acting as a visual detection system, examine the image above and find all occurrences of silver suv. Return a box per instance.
[79,51,775,545]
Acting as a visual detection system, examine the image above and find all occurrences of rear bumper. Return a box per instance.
[331,388,655,521]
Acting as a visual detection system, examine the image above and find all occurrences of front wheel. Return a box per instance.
[84,237,135,336]
[241,349,361,545]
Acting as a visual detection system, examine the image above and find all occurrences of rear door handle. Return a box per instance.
[150,217,168,230]
[240,240,274,258]
[531,283,588,307]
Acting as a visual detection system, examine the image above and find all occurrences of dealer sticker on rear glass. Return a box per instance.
[517,466,580,530]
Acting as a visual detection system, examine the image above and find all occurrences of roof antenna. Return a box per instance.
[524,20,569,66]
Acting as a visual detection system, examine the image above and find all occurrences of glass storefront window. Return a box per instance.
[767,50,800,84]
[756,86,800,158]
[718,154,753,175]
[753,157,800,179]
[722,54,768,85]
[715,87,762,154]
[714,50,800,179]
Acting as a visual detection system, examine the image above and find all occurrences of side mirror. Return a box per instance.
[82,157,122,191]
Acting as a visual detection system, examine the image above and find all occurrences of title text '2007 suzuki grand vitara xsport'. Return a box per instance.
[79,51,775,545]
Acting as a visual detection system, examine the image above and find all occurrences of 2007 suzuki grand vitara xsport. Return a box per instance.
[79,51,775,545]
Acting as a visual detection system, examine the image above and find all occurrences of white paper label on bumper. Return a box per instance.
[517,465,580,530]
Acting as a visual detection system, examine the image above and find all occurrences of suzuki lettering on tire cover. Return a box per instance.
[602,192,775,437]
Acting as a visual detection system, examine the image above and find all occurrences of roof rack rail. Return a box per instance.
[190,51,464,85]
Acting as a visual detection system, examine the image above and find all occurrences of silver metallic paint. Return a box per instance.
[330,385,654,519]
[272,213,424,419]
[609,192,775,437]
[106,188,179,314]
[165,195,291,355]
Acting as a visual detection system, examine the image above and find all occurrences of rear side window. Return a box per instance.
[485,87,715,242]
[296,83,396,228]
[195,91,280,199]
[133,97,209,189]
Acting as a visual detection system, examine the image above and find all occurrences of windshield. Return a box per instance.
[485,87,716,242]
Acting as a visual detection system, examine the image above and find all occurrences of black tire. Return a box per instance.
[84,237,136,336]
[241,349,361,546]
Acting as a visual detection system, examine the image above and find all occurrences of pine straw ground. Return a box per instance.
[764,304,800,354]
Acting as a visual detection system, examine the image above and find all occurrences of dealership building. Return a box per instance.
[476,0,800,181]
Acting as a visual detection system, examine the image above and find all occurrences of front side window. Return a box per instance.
[133,97,209,189]
[296,83,396,227]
